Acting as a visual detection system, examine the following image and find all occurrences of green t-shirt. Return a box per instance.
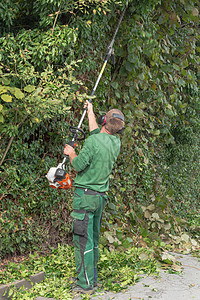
[72,128,121,192]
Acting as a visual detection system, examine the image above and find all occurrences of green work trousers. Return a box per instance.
[71,188,107,290]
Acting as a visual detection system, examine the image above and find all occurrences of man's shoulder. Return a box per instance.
[90,128,100,135]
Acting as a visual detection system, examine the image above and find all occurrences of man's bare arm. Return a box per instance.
[84,100,99,132]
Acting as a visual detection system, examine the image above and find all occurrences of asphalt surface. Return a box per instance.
[72,252,200,300]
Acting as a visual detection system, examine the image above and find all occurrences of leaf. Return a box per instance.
[181,234,190,243]
[151,83,157,90]
[141,206,147,212]
[104,232,115,244]
[108,203,116,210]
[128,54,137,63]
[164,223,171,230]
[115,91,120,98]
[0,85,7,94]
[7,288,13,297]
[1,94,12,102]
[153,130,160,136]
[137,148,144,156]
[174,236,182,244]
[178,79,186,87]
[63,106,71,111]
[173,64,180,71]
[111,82,118,89]
[137,102,146,109]
[152,213,160,220]
[165,109,174,116]
[134,109,144,118]
[171,263,182,272]
[129,87,135,97]
[24,85,36,93]
[14,89,25,99]
[0,104,3,111]
[139,252,149,261]
[125,61,134,72]
[161,252,176,265]
[122,238,131,248]
[191,239,198,247]
[146,204,155,211]
[144,210,151,219]
[191,8,199,17]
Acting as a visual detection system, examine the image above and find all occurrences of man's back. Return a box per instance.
[72,129,121,192]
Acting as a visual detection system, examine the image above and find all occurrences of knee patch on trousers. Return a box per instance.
[71,210,87,236]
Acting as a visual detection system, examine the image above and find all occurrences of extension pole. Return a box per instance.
[76,5,127,133]
[60,5,127,166]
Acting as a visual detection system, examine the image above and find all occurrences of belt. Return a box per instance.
[76,187,107,196]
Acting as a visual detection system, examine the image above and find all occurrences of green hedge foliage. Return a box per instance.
[0,0,199,257]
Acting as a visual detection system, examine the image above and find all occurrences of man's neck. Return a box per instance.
[100,126,112,135]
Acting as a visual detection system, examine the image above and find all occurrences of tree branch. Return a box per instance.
[0,114,28,167]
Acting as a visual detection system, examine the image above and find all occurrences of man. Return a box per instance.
[64,100,125,294]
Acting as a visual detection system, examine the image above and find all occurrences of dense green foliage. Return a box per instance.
[0,0,199,259]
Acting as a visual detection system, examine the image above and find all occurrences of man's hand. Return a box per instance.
[84,100,94,116]
[63,144,77,164]
[64,144,75,156]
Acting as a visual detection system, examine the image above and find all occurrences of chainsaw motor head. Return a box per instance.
[46,164,72,189]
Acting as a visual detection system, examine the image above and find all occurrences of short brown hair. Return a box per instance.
[105,109,125,135]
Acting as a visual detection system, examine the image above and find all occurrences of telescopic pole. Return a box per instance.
[61,5,127,165]
[76,5,127,132]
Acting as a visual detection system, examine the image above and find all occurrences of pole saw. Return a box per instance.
[46,4,127,189]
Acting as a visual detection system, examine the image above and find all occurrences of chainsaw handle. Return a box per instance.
[67,140,76,147]
[70,126,86,141]
[61,155,69,167]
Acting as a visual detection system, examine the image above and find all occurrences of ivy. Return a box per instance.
[0,0,199,259]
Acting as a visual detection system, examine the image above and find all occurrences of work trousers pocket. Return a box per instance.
[71,210,87,237]
[80,194,100,211]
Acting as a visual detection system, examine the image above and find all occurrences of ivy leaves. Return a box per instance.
[0,244,158,298]
[0,0,199,261]
[113,0,200,147]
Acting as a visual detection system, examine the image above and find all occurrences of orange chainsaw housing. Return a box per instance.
[57,173,72,189]
[49,173,72,189]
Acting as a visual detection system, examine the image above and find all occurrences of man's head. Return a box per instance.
[98,109,125,135]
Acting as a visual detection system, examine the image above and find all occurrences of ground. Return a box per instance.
[33,252,200,300]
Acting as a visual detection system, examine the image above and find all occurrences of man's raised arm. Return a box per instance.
[84,100,99,132]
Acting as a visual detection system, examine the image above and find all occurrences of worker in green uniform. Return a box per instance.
[64,100,125,294]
